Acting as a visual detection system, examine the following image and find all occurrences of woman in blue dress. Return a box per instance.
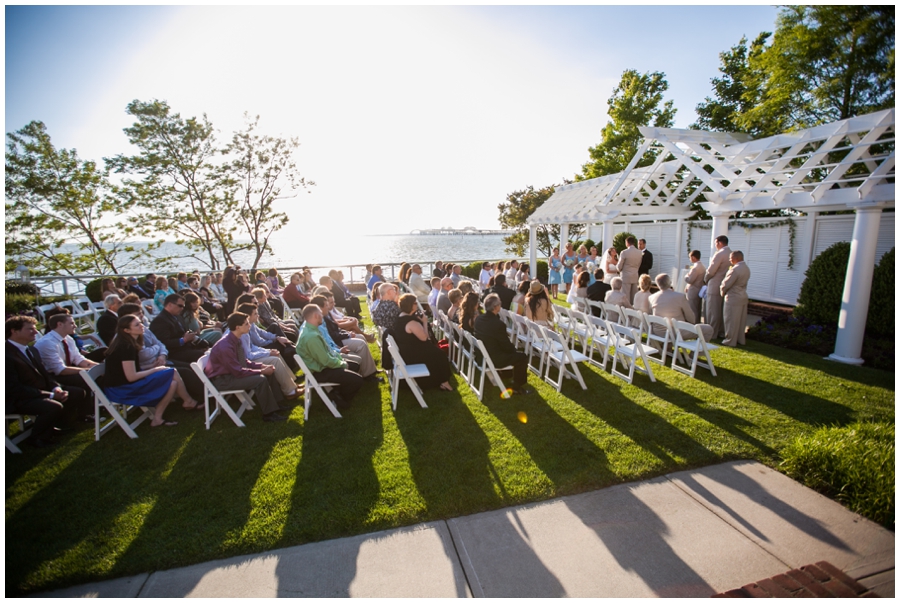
[576,244,590,265]
[548,247,562,299]
[104,315,200,427]
[561,242,578,293]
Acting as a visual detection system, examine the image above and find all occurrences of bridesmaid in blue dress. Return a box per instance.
[104,315,200,427]
[561,242,578,293]
[548,247,562,299]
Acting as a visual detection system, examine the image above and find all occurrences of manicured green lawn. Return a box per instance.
[6,302,894,595]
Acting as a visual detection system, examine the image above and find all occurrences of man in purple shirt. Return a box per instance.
[203,312,289,423]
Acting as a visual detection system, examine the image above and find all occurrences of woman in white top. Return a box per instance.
[632,274,653,314]
[516,263,530,284]
[602,247,620,284]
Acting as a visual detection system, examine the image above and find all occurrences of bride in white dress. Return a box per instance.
[602,247,620,284]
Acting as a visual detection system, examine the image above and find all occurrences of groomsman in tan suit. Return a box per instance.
[704,235,731,339]
[650,273,714,342]
[720,250,751,347]
[617,236,643,303]
[684,250,705,324]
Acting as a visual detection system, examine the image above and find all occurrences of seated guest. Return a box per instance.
[318,290,370,339]
[101,277,125,300]
[367,265,385,300]
[510,281,529,316]
[427,276,441,312]
[649,273,714,341]
[525,280,555,326]
[299,268,316,294]
[369,282,383,313]
[447,289,463,323]
[198,275,226,320]
[488,274,516,310]
[372,284,401,331]
[6,316,71,446]
[310,295,379,379]
[633,274,653,315]
[586,269,611,316]
[116,276,129,294]
[235,294,299,372]
[234,303,302,399]
[127,276,151,300]
[450,264,463,288]
[475,293,531,396]
[389,294,453,391]
[326,270,363,320]
[118,303,204,399]
[398,262,411,285]
[97,294,123,346]
[149,294,210,363]
[296,304,364,408]
[408,264,431,304]
[458,280,474,296]
[459,291,481,333]
[175,272,189,291]
[154,276,175,312]
[252,287,298,343]
[604,277,633,322]
[254,271,268,288]
[205,312,290,423]
[266,268,283,296]
[222,266,249,316]
[283,272,311,310]
[432,260,445,278]
[34,314,101,392]
[516,263,531,284]
[505,260,519,283]
[140,273,157,298]
[104,315,200,427]
[256,282,286,317]
[567,271,590,311]
[181,292,224,345]
[209,273,226,301]
[187,275,223,316]
[122,292,142,307]
[436,278,453,316]
[167,276,179,294]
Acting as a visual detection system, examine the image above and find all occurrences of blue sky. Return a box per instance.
[6,5,779,237]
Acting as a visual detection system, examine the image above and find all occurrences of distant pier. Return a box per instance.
[410,226,511,236]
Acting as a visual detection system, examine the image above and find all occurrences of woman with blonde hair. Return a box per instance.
[633,274,653,314]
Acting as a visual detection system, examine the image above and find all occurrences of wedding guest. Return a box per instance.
[459,291,481,333]
[510,280,529,316]
[633,274,653,315]
[154,276,175,313]
[390,294,453,391]
[475,293,530,395]
[604,277,633,323]
[180,291,224,345]
[296,304,363,408]
[373,284,401,331]
[525,280,555,326]
[447,289,463,323]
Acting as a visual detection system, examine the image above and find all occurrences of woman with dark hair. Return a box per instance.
[101,278,125,299]
[222,266,246,316]
[398,262,411,285]
[104,314,199,427]
[525,280,555,326]
[266,268,283,295]
[516,263,530,284]
[181,292,224,344]
[458,291,481,333]
[390,294,453,391]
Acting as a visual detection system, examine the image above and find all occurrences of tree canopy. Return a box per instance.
[498,183,582,258]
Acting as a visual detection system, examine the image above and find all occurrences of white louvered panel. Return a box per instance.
[813,217,855,258]
[875,212,895,261]
[773,263,803,304]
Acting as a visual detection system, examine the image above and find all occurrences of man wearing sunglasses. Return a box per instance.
[149,293,209,363]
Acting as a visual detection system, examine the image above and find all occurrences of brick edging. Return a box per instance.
[713,561,879,597]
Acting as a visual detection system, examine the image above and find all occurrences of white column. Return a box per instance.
[799,210,818,275]
[710,212,730,260]
[528,224,538,279]
[559,223,569,251]
[829,208,883,365]
[602,220,615,252]
[674,217,684,271]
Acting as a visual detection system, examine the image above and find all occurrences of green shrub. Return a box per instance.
[5,281,39,296]
[612,231,636,254]
[780,422,894,528]
[4,294,71,317]
[583,238,596,252]
[867,248,894,337]
[462,261,483,280]
[85,278,104,302]
[794,242,851,325]
[535,260,548,282]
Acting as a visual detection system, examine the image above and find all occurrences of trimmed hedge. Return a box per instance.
[867,248,894,337]
[612,231,636,254]
[794,242,850,326]
[5,281,39,296]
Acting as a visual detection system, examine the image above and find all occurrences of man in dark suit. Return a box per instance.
[474,293,531,396]
[126,276,151,300]
[638,239,653,276]
[140,273,157,298]
[486,274,516,310]
[586,269,611,316]
[149,293,209,363]
[96,294,122,346]
[6,316,68,447]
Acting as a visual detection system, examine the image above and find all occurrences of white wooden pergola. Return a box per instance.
[528,108,895,365]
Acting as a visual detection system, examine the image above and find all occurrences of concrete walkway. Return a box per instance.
[36,460,894,598]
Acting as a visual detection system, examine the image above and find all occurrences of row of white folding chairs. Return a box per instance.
[434,310,514,401]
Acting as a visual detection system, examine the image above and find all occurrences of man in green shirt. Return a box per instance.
[296,304,363,407]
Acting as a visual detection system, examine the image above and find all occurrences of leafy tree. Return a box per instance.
[580,70,676,180]
[693,33,770,134]
[220,114,314,271]
[107,99,239,270]
[740,6,895,135]
[5,121,158,276]
[498,183,583,258]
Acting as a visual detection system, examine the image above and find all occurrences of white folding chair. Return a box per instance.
[385,335,429,411]
[191,355,257,428]
[607,321,658,384]
[540,326,588,392]
[586,299,606,320]
[59,299,93,332]
[509,313,531,352]
[524,320,564,377]
[35,303,61,324]
[468,332,514,401]
[292,354,343,420]
[6,415,33,453]
[586,315,613,371]
[89,301,106,325]
[622,308,647,342]
[601,301,626,325]
[571,295,589,314]
[447,321,465,373]
[565,308,593,354]
[498,308,514,340]
[671,320,720,378]
[81,364,155,440]
[644,314,678,366]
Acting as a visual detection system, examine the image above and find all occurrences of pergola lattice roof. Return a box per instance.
[529,109,895,224]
